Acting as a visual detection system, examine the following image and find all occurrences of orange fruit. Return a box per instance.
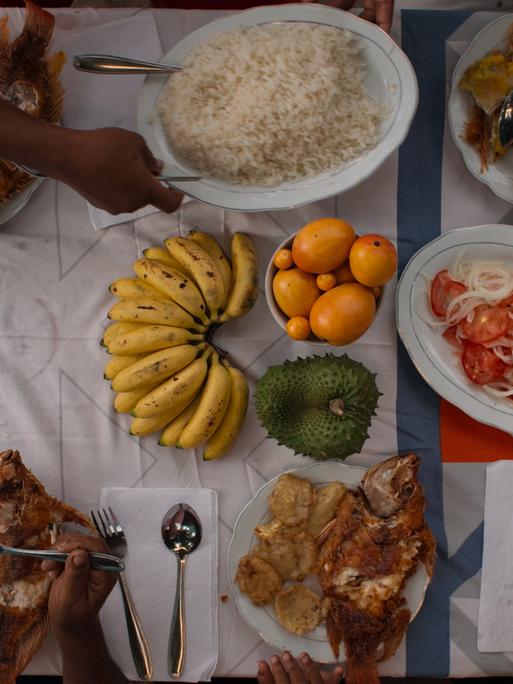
[274,248,294,270]
[291,218,356,274]
[316,273,337,291]
[273,268,321,318]
[371,286,382,299]
[349,234,397,287]
[286,316,311,340]
[333,261,355,285]
[310,283,376,345]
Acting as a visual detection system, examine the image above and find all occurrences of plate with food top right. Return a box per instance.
[448,14,513,202]
[397,224,513,435]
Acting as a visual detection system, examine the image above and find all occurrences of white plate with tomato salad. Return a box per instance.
[397,225,513,435]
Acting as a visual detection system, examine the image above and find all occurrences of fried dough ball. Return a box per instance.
[306,482,347,538]
[275,584,330,636]
[268,474,315,526]
[253,531,317,581]
[236,555,283,606]
[255,518,304,542]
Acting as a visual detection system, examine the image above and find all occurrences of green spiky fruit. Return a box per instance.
[255,354,380,460]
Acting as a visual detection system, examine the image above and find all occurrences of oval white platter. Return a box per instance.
[137,3,417,212]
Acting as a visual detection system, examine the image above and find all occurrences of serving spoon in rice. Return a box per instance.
[73,54,183,75]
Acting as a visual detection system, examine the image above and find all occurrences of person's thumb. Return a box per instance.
[60,549,90,596]
[148,176,185,214]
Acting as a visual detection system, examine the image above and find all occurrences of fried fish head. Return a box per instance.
[274,584,329,636]
[253,530,317,581]
[236,555,283,606]
[268,474,316,526]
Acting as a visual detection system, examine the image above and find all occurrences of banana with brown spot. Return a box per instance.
[219,233,259,322]
[108,296,206,331]
[112,344,201,392]
[188,230,232,309]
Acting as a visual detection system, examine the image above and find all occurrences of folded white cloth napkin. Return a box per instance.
[99,487,219,682]
[478,461,513,652]
[56,15,165,230]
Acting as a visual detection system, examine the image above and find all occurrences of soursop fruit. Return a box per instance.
[255,354,380,460]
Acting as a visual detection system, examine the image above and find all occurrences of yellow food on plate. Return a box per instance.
[236,555,283,606]
[286,316,311,341]
[292,218,356,274]
[305,482,347,539]
[274,585,329,636]
[253,530,317,581]
[349,234,397,288]
[268,473,316,526]
[310,282,376,346]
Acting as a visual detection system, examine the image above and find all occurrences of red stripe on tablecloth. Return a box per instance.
[440,399,513,462]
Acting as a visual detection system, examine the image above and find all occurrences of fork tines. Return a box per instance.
[91,507,125,539]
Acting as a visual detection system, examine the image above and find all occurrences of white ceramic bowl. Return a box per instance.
[265,232,383,345]
[448,14,513,203]
[137,3,418,212]
[396,224,513,435]
[0,177,43,227]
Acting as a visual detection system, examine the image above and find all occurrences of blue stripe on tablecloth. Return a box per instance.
[397,9,470,678]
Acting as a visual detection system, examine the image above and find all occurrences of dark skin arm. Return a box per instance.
[41,533,130,684]
[0,101,183,215]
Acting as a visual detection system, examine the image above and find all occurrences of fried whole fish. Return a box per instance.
[318,453,435,684]
[0,449,93,683]
[0,0,65,205]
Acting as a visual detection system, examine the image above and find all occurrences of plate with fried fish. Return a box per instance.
[448,14,513,202]
[228,457,434,671]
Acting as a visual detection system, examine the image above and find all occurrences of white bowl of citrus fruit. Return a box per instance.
[265,218,397,344]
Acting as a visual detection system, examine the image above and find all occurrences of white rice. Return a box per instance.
[158,23,384,187]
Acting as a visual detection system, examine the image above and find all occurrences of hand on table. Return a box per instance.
[258,652,344,684]
[42,532,116,636]
[58,127,184,216]
[304,0,394,33]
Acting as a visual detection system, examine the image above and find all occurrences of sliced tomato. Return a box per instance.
[430,270,466,318]
[458,304,510,344]
[461,341,507,385]
[442,325,462,348]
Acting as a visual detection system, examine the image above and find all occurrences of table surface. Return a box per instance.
[2,2,513,681]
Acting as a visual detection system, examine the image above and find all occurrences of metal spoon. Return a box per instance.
[498,89,513,148]
[73,54,183,75]
[161,503,202,679]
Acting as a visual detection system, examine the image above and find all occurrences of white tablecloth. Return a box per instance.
[2,3,513,680]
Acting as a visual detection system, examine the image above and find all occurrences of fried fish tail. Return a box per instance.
[345,661,381,684]
[22,0,55,46]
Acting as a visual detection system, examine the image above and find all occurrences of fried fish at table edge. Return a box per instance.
[459,25,513,173]
[318,453,436,684]
[0,449,95,684]
[0,0,66,207]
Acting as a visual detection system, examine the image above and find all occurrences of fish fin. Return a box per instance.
[45,51,66,123]
[23,0,55,45]
[14,612,49,677]
[345,662,381,684]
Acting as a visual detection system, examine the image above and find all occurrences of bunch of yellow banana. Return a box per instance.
[101,231,257,460]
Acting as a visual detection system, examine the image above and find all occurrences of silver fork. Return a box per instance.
[92,508,154,681]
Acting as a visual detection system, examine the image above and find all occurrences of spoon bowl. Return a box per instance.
[161,503,202,678]
[498,89,513,148]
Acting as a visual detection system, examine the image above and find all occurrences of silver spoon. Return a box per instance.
[73,54,183,75]
[161,503,202,679]
[498,89,513,148]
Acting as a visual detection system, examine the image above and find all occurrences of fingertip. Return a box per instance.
[70,549,88,569]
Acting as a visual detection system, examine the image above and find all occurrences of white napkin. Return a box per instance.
[99,488,219,682]
[56,15,165,230]
[478,461,513,652]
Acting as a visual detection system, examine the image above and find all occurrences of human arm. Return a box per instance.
[304,0,395,33]
[257,651,344,684]
[42,533,129,684]
[0,100,183,214]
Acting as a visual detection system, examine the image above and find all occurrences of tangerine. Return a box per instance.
[274,248,294,270]
[333,261,356,284]
[349,235,397,287]
[291,218,356,274]
[316,273,337,291]
[286,316,311,340]
[273,268,321,318]
[309,283,376,345]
